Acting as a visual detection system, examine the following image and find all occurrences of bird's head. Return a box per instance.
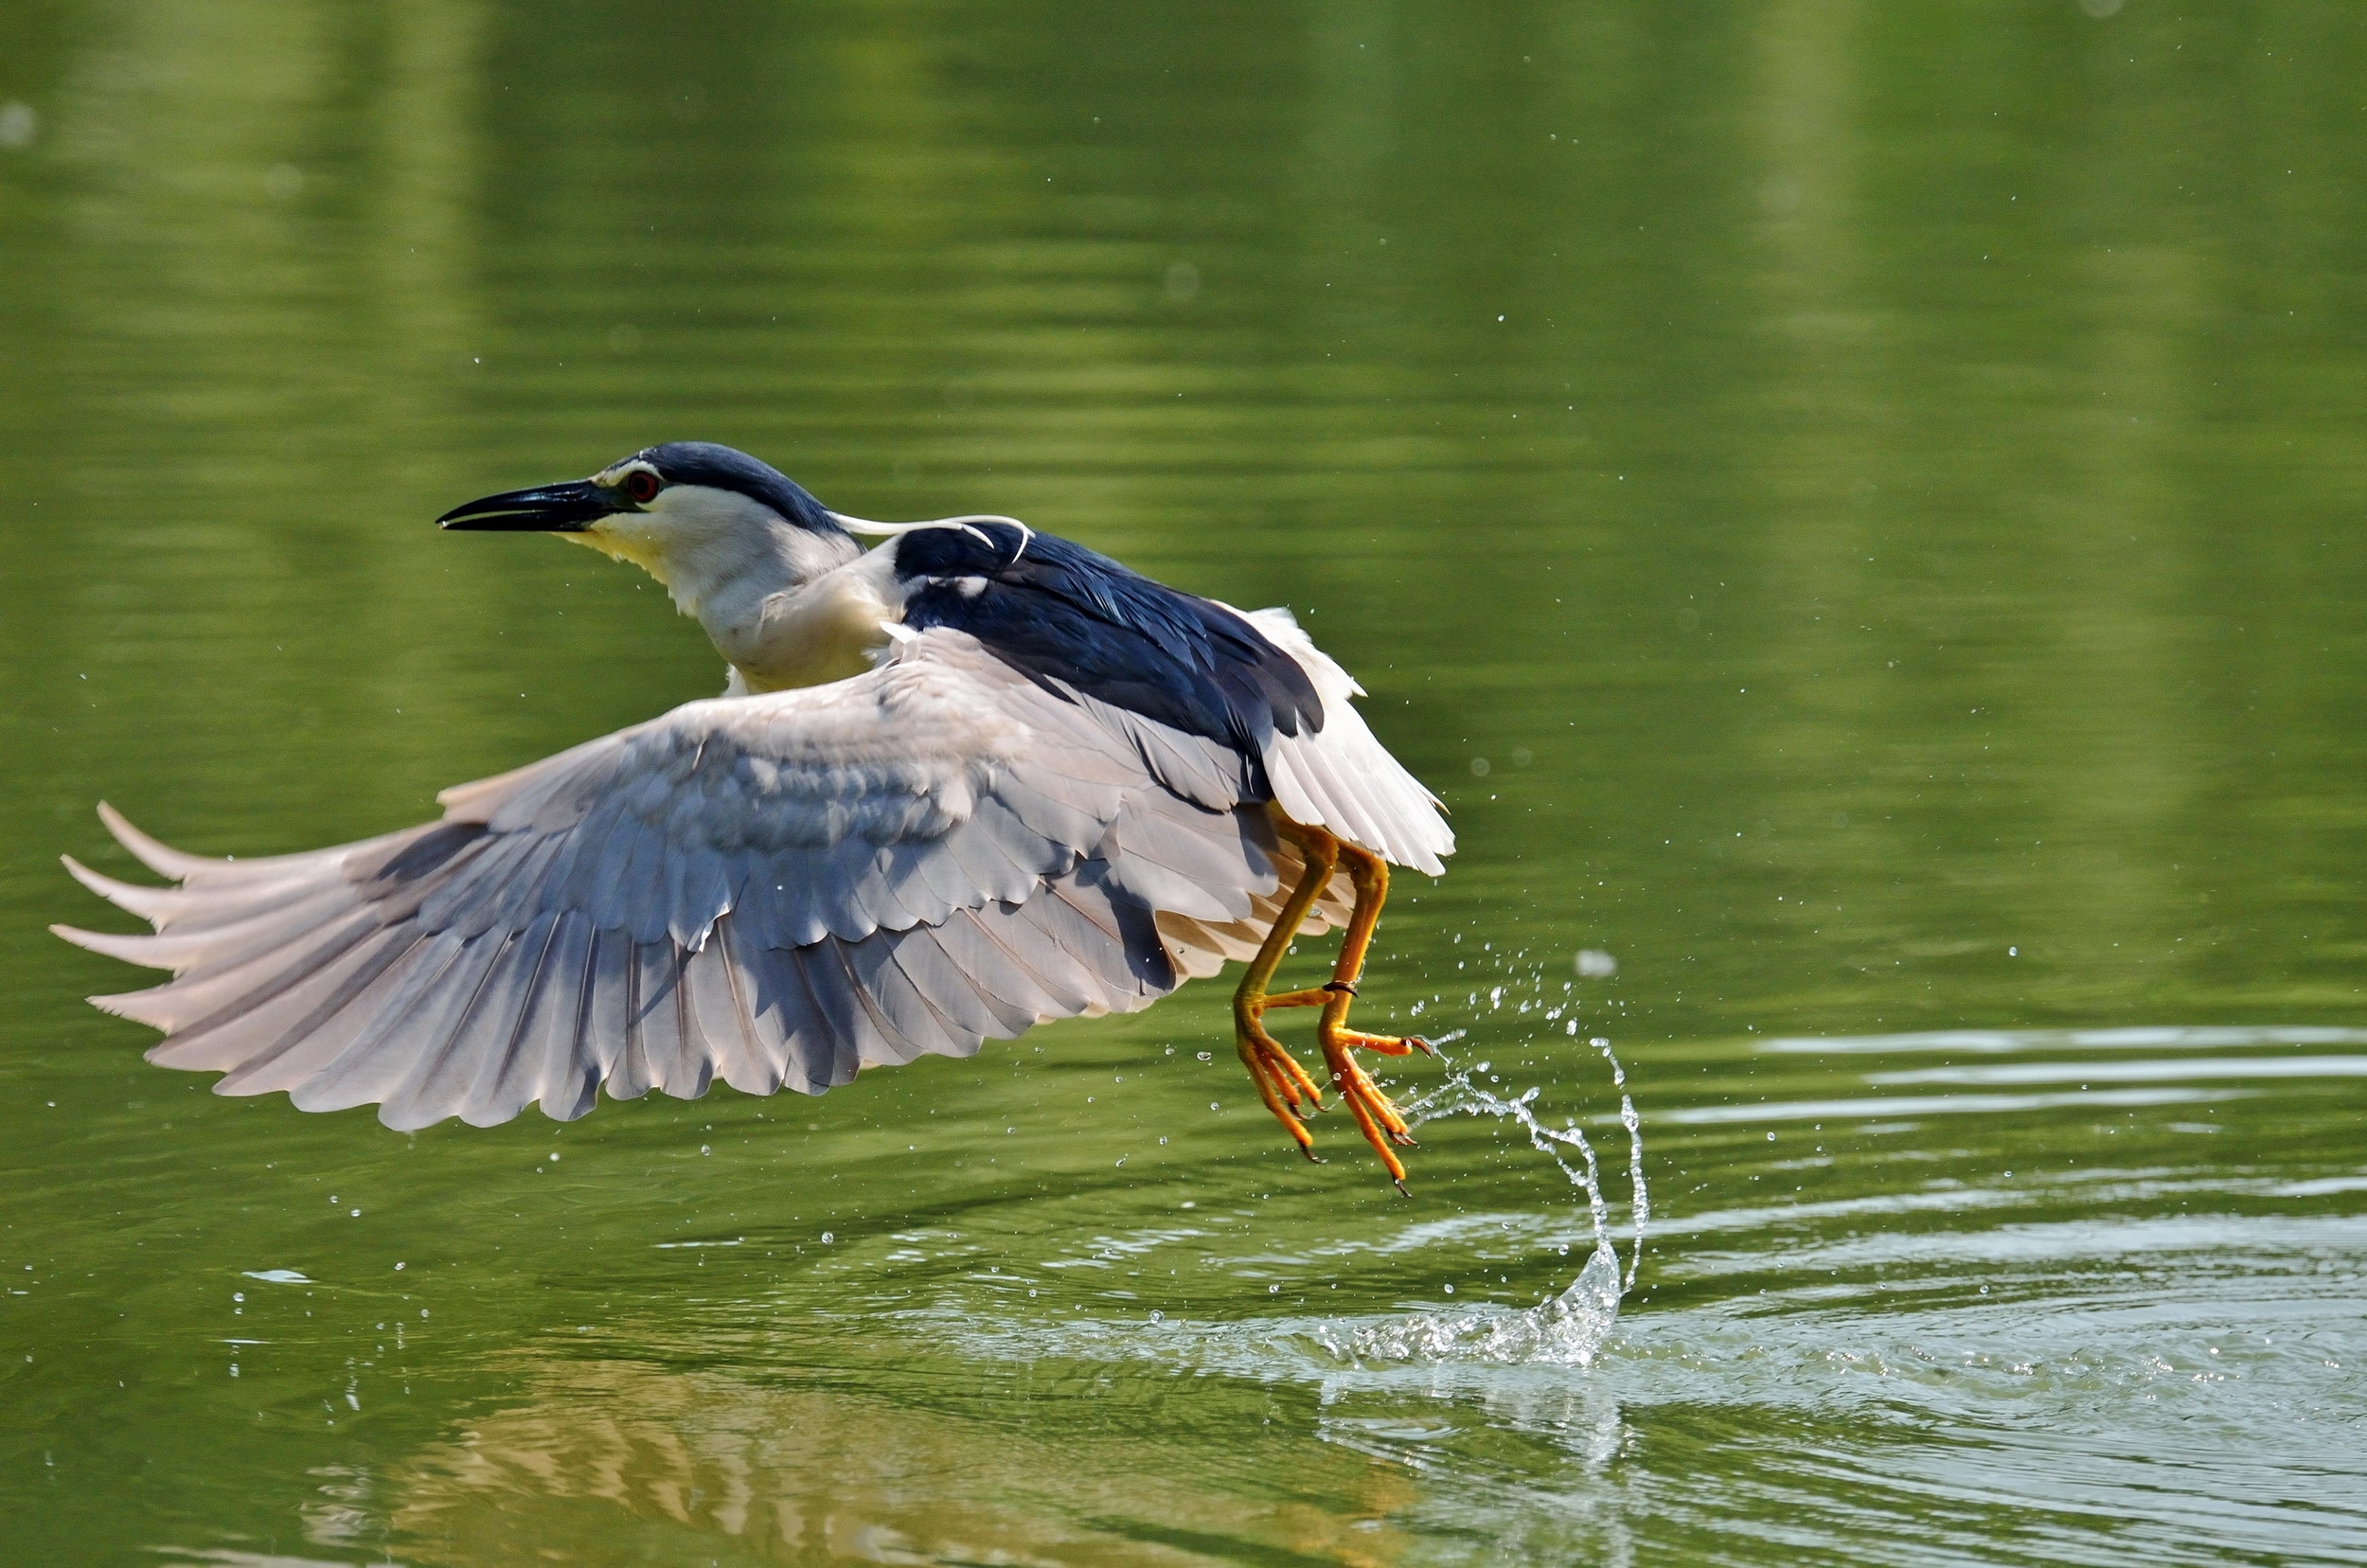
[437,442,857,608]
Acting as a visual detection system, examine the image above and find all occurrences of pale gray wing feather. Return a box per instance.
[439,913,571,1124]
[1154,837,1357,981]
[1099,796,1263,920]
[884,920,1035,1037]
[57,632,1307,1130]
[1232,605,1455,876]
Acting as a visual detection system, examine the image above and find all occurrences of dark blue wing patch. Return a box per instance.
[894,524,1323,755]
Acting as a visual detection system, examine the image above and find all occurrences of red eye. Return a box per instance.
[621,469,661,504]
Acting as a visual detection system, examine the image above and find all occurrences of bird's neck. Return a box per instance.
[721,547,907,692]
[567,508,870,690]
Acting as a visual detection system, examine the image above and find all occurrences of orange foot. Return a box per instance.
[1228,811,1429,1191]
[1234,987,1331,1158]
[1319,1005,1433,1193]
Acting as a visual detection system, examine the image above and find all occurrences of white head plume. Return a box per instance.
[830,511,1035,562]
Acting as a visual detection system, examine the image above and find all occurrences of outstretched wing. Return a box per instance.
[55,633,1349,1131]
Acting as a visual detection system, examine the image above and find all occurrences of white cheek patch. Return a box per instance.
[563,515,666,573]
[561,527,628,557]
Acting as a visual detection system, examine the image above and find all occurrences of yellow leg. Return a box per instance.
[1314,843,1430,1192]
[1231,817,1336,1157]
[1230,810,1429,1190]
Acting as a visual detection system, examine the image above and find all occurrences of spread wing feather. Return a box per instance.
[56,632,1380,1130]
[1237,607,1455,875]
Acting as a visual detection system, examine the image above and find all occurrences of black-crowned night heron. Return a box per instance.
[57,444,1455,1186]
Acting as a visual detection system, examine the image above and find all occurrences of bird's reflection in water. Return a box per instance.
[346,1357,1421,1566]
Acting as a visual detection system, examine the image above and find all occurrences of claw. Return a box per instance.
[1394,1179,1412,1198]
[1228,811,1442,1191]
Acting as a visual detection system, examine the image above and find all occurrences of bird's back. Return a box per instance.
[876,522,1450,872]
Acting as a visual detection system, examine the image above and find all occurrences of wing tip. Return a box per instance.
[95,801,210,881]
[1398,839,1452,878]
[95,987,171,1027]
[52,921,179,970]
[61,852,120,898]
[60,853,183,926]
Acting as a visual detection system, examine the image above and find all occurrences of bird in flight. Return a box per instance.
[57,444,1454,1185]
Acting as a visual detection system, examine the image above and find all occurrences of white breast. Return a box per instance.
[724,543,910,693]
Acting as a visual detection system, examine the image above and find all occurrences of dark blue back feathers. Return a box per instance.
[895,524,1324,756]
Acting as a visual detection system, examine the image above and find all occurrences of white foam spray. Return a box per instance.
[1322,1033,1648,1366]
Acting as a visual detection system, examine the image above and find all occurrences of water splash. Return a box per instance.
[1322,1033,1648,1367]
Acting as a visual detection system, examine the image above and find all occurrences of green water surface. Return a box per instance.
[3,2,2363,1563]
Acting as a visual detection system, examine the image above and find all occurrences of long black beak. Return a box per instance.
[437,479,616,531]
